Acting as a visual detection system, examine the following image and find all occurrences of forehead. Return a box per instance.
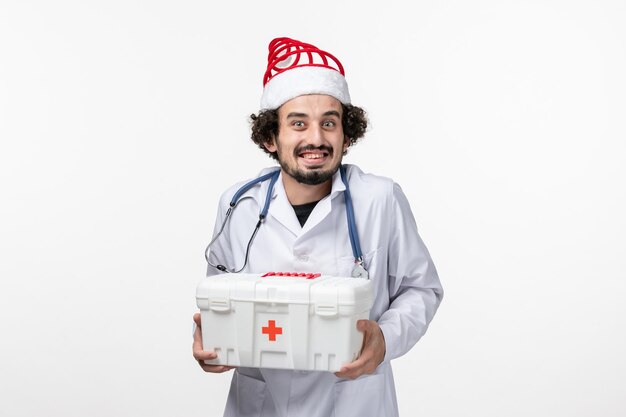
[278,94,343,118]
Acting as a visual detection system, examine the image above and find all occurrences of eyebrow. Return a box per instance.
[286,112,308,119]
[285,110,341,119]
[322,110,341,118]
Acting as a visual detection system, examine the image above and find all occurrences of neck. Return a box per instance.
[281,171,332,205]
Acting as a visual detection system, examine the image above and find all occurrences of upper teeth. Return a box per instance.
[303,154,323,159]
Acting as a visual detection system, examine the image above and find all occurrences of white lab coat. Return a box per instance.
[206,164,443,417]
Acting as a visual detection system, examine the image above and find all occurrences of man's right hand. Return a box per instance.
[192,313,235,373]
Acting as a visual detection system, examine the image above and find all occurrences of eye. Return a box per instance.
[292,121,305,128]
[322,120,336,128]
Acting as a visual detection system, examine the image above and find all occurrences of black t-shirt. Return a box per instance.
[291,200,320,227]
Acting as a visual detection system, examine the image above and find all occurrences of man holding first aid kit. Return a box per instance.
[192,37,444,417]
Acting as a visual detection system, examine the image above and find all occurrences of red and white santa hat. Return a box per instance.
[260,37,351,110]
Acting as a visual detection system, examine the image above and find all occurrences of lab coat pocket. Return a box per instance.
[224,370,267,417]
[336,247,381,279]
[333,373,386,417]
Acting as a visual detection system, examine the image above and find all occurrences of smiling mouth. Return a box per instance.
[298,151,329,168]
[296,146,332,162]
[299,152,329,160]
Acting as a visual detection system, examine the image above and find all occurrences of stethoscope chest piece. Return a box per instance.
[351,262,369,279]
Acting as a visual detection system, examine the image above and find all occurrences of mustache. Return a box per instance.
[294,145,334,156]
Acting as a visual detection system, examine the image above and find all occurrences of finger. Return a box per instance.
[335,356,368,379]
[200,363,235,373]
[358,321,384,360]
[343,342,381,376]
[193,320,204,342]
[357,319,369,332]
[357,320,373,349]
[336,361,375,380]
[336,322,377,379]
[199,363,235,373]
[192,328,203,351]
[193,313,202,327]
[192,333,217,361]
[194,348,218,362]
[335,367,363,380]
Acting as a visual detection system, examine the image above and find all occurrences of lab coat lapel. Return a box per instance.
[301,169,346,234]
[266,172,302,237]
[266,169,347,237]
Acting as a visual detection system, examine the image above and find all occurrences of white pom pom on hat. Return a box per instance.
[260,37,351,110]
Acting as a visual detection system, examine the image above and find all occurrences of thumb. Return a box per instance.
[357,319,369,333]
[193,313,202,327]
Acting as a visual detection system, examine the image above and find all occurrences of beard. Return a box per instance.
[277,144,342,185]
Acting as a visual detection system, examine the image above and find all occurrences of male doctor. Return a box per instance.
[193,37,443,417]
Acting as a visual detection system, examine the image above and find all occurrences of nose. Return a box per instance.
[307,124,324,146]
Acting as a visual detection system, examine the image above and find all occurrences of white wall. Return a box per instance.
[1,1,624,416]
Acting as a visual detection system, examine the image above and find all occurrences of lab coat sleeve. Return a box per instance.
[377,183,444,362]
[205,191,234,277]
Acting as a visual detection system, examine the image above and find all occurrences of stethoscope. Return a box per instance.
[204,165,369,279]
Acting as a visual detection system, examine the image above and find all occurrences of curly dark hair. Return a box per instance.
[249,103,368,160]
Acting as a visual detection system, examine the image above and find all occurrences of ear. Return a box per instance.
[264,136,278,153]
[343,135,350,152]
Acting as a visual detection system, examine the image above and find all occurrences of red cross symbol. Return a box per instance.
[261,320,283,342]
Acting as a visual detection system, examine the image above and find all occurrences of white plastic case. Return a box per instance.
[196,272,373,372]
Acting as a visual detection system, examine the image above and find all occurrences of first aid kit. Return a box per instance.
[196,272,373,372]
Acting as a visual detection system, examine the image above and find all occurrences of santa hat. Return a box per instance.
[260,37,351,110]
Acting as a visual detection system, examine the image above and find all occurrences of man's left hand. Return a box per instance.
[335,320,385,380]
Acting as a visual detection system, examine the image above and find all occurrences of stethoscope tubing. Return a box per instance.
[339,165,363,264]
[205,165,366,275]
